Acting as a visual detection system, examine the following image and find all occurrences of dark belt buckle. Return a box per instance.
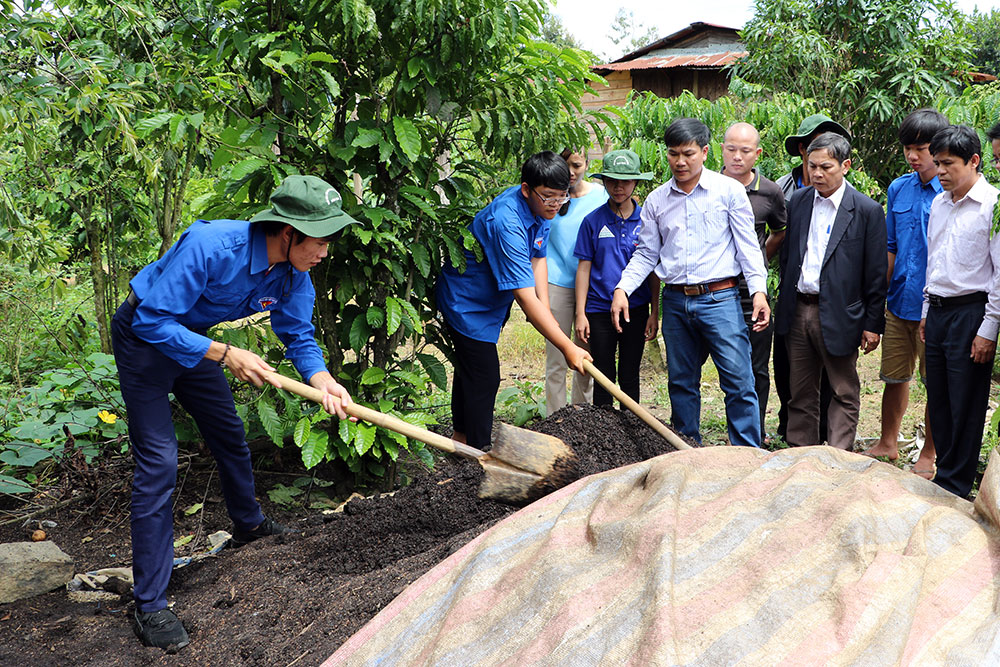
[927,295,942,308]
[683,285,703,296]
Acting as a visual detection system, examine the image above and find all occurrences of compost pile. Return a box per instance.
[0,405,684,666]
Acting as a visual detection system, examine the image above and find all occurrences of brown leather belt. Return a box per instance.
[796,292,820,305]
[666,277,738,296]
[927,292,987,308]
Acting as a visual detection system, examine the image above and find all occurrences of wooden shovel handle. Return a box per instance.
[262,371,486,461]
[582,359,691,451]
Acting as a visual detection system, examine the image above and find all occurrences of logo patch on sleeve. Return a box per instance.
[534,236,544,249]
[257,296,278,311]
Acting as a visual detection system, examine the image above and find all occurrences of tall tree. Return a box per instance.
[607,8,658,60]
[733,0,973,186]
[962,9,1000,77]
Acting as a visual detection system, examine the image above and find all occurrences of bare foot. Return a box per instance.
[912,455,936,480]
[860,442,899,461]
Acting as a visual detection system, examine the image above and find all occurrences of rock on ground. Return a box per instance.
[0,541,74,603]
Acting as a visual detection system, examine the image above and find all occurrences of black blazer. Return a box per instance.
[775,183,887,357]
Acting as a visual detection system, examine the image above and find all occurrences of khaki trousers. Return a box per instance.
[545,283,593,415]
[786,302,860,450]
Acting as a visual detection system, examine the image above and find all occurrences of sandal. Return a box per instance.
[912,466,936,481]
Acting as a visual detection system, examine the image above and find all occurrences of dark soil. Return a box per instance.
[0,405,684,666]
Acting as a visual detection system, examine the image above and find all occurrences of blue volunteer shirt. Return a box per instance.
[129,219,327,381]
[546,186,607,288]
[886,172,942,321]
[574,200,651,313]
[436,185,549,343]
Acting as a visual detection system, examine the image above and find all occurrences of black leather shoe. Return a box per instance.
[230,516,292,547]
[133,608,189,653]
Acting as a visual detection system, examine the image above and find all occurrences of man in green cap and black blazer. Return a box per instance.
[112,175,356,652]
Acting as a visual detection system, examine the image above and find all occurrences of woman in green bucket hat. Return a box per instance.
[572,150,660,406]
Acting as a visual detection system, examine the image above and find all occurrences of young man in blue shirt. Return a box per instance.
[574,149,658,405]
[112,175,356,651]
[436,152,591,448]
[862,109,948,478]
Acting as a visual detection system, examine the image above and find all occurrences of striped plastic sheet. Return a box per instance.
[326,446,1000,666]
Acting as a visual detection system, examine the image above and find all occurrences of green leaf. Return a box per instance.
[392,117,422,161]
[134,112,175,137]
[257,401,284,446]
[301,430,328,469]
[360,367,386,385]
[411,244,430,277]
[366,306,385,328]
[349,315,370,351]
[293,416,311,449]
[319,69,341,98]
[0,474,32,494]
[352,128,382,148]
[231,157,268,180]
[173,534,194,548]
[169,114,188,144]
[385,297,403,335]
[183,503,203,516]
[267,483,303,507]
[417,353,448,389]
[354,423,376,456]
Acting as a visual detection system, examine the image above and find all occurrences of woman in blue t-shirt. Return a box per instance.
[573,150,659,406]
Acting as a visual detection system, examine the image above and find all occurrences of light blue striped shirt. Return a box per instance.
[616,168,767,296]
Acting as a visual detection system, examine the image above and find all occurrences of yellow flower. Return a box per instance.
[98,410,118,424]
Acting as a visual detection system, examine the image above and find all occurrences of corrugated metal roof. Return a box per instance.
[599,51,746,71]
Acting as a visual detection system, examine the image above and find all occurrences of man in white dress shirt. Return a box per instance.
[920,124,1000,498]
[774,132,887,450]
[610,118,770,447]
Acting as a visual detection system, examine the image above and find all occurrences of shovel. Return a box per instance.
[582,360,691,451]
[262,371,579,505]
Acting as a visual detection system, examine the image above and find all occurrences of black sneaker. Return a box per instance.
[133,608,189,653]
[230,516,292,547]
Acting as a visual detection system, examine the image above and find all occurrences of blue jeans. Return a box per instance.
[661,286,760,447]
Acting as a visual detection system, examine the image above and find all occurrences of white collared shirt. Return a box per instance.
[922,174,1000,340]
[797,180,848,294]
[615,168,767,296]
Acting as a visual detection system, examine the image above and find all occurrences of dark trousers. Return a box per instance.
[775,332,831,441]
[445,322,500,449]
[589,304,649,406]
[740,289,772,439]
[925,300,993,497]
[111,301,264,613]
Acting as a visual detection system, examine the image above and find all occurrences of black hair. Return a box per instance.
[806,132,851,163]
[258,220,338,244]
[898,109,950,146]
[522,151,571,190]
[663,118,710,149]
[929,125,982,171]
[987,121,1000,142]
[560,147,588,162]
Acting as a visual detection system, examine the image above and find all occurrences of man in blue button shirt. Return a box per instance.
[861,109,948,479]
[436,152,591,449]
[111,175,356,651]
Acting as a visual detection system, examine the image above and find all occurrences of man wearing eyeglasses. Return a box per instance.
[436,151,592,449]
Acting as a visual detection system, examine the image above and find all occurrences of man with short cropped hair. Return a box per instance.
[775,132,887,450]
[862,109,947,478]
[436,151,591,449]
[611,118,769,447]
[721,121,787,439]
[921,125,1000,498]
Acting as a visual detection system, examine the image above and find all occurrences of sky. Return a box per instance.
[553,0,1000,61]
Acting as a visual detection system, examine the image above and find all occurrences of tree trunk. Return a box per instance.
[81,198,111,353]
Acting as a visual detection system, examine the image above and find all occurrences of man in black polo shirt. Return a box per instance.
[721,122,787,440]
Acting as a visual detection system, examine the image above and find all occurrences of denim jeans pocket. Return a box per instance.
[709,286,739,303]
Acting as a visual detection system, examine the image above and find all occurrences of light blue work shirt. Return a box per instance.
[546,185,607,288]
[886,171,942,321]
[436,186,549,343]
[129,220,327,381]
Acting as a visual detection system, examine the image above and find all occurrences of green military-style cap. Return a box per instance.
[250,175,359,237]
[784,114,852,156]
[590,149,654,181]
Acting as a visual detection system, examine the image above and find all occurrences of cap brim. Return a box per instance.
[250,208,360,237]
[591,171,655,181]
[785,121,853,156]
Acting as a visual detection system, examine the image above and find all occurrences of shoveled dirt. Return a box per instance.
[0,405,687,666]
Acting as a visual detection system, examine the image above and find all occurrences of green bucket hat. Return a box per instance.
[250,175,359,237]
[590,149,654,181]
[784,114,853,156]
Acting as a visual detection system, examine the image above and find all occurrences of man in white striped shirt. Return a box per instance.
[611,118,770,447]
[920,124,1000,498]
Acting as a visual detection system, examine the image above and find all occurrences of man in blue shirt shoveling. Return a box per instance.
[112,175,355,652]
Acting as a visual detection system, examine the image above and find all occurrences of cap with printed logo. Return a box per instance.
[783,114,852,156]
[250,175,359,237]
[590,149,654,181]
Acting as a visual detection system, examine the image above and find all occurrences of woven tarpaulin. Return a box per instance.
[326,446,1000,665]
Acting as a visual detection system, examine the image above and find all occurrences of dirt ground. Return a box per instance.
[0,405,683,666]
